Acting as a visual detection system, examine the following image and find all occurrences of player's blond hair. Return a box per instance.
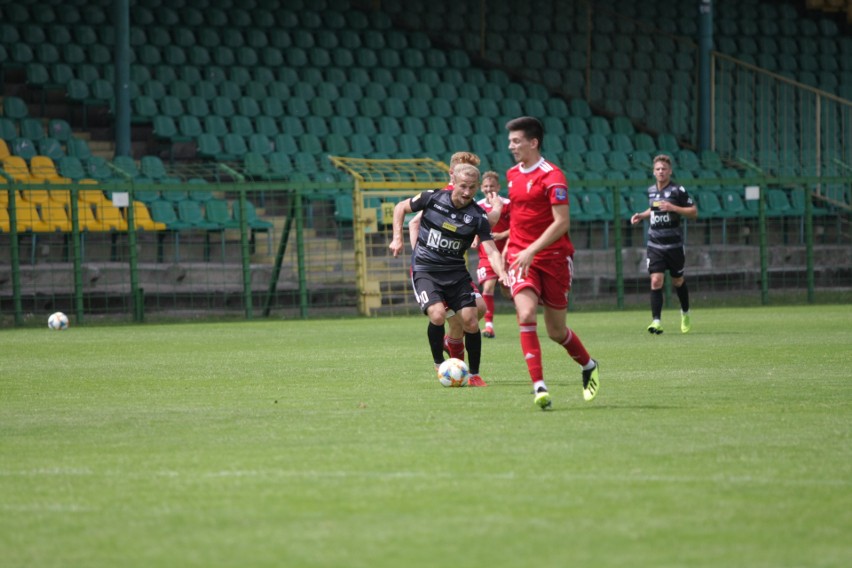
[449,152,480,170]
[453,163,480,181]
[653,154,673,167]
[482,170,499,183]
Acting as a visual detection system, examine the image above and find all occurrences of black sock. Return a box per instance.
[464,331,482,375]
[676,282,690,313]
[650,289,663,320]
[427,323,445,365]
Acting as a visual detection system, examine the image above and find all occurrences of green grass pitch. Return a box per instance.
[1,305,850,568]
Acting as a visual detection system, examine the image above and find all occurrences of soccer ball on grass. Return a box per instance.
[48,311,69,330]
[438,358,469,387]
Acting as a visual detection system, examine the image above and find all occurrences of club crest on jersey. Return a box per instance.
[463,214,473,224]
[554,187,567,201]
[527,180,533,193]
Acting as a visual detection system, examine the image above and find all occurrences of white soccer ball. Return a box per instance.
[438,358,469,388]
[48,311,69,331]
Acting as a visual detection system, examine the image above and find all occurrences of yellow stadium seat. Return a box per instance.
[129,201,166,231]
[78,189,108,205]
[39,202,74,231]
[11,201,54,232]
[20,188,53,204]
[74,202,104,232]
[1,156,36,183]
[94,200,128,231]
[30,155,72,184]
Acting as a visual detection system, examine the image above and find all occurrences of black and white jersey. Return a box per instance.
[644,182,694,250]
[409,190,493,272]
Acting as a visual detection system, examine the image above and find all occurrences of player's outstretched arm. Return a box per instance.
[481,240,507,285]
[390,199,413,257]
[631,208,651,224]
[408,211,422,250]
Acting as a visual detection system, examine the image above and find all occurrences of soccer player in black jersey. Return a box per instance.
[630,154,698,334]
[389,164,506,386]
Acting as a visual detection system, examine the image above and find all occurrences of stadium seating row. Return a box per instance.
[0,151,188,185]
[1,189,272,236]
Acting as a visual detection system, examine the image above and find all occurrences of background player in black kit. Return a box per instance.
[389,164,506,386]
[631,154,699,334]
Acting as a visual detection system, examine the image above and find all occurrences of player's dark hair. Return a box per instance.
[505,116,544,151]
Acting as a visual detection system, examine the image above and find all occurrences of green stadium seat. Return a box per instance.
[608,133,634,153]
[656,133,679,154]
[149,199,189,229]
[607,151,632,172]
[266,152,294,179]
[38,138,65,161]
[57,156,95,183]
[2,96,29,120]
[0,118,17,141]
[19,118,44,142]
[247,134,274,156]
[565,134,587,153]
[584,151,608,173]
[232,199,273,250]
[588,134,610,153]
[325,133,350,155]
[177,199,220,230]
[202,198,236,229]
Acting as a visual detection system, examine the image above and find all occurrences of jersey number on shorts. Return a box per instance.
[506,268,525,287]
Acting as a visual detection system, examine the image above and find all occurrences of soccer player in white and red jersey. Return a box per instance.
[504,116,600,409]
[475,170,510,339]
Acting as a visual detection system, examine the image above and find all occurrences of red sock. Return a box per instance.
[482,292,495,325]
[446,337,465,360]
[560,328,591,366]
[519,322,543,382]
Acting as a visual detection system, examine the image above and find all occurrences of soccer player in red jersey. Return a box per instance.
[504,116,600,409]
[475,171,511,339]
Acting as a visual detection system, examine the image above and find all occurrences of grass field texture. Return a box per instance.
[1,305,850,568]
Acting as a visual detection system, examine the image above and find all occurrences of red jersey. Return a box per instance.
[506,157,575,258]
[476,196,511,253]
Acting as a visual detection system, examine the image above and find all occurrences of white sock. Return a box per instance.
[582,360,596,371]
[533,380,547,392]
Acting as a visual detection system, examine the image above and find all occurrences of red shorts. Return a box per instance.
[476,258,499,285]
[506,254,573,310]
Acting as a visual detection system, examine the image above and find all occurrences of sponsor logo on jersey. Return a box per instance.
[427,228,462,251]
[651,211,672,224]
[442,221,458,232]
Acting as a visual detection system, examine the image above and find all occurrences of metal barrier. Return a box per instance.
[2,170,850,326]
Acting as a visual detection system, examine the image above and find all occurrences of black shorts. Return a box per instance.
[411,270,478,314]
[646,246,686,278]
